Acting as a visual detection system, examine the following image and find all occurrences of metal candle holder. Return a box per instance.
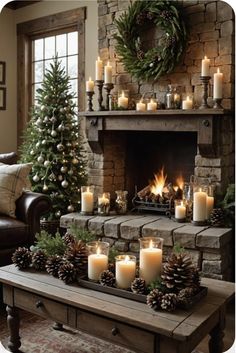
[86,91,94,111]
[199,76,211,109]
[104,83,114,110]
[213,98,223,109]
[95,80,104,111]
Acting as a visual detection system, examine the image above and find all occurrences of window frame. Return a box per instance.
[17,7,86,147]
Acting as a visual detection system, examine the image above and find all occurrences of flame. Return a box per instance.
[175,175,184,190]
[149,240,153,249]
[96,246,101,255]
[150,168,167,196]
[124,255,130,262]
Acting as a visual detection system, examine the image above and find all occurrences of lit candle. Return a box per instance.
[118,91,128,109]
[98,193,110,215]
[136,100,146,111]
[104,61,112,84]
[193,188,207,222]
[175,201,186,220]
[81,186,94,213]
[206,195,214,219]
[201,56,210,76]
[213,68,223,99]
[147,99,157,111]
[95,56,103,81]
[86,77,94,92]
[139,240,162,284]
[88,246,108,281]
[116,255,136,289]
[182,96,193,110]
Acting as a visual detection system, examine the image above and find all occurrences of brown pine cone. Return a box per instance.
[146,289,163,311]
[32,250,47,271]
[64,240,88,272]
[46,255,64,277]
[12,247,32,270]
[99,270,115,287]
[161,293,178,312]
[58,262,77,284]
[131,278,146,294]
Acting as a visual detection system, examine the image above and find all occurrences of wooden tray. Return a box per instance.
[77,277,208,309]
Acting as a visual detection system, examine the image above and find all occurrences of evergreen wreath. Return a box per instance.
[114,1,187,81]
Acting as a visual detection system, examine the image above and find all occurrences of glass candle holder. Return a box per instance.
[175,199,187,222]
[147,98,157,111]
[182,95,193,110]
[87,241,109,281]
[115,255,136,289]
[115,190,128,214]
[136,99,146,111]
[118,90,129,109]
[206,184,215,220]
[139,237,163,285]
[97,192,110,216]
[81,185,94,215]
[193,184,208,224]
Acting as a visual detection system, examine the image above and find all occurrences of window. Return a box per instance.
[17,8,85,147]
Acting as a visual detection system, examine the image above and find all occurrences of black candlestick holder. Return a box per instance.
[199,76,211,109]
[213,98,223,109]
[86,91,94,111]
[104,83,114,110]
[95,80,104,111]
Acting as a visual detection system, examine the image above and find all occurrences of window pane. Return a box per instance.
[68,55,78,78]
[34,39,43,61]
[69,79,78,96]
[68,32,78,55]
[45,36,55,59]
[59,57,67,73]
[45,59,54,72]
[34,61,44,83]
[56,34,66,57]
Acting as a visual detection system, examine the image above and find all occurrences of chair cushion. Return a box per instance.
[0,216,29,248]
[0,152,17,165]
[0,162,32,218]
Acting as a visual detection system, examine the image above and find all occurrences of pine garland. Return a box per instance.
[114,1,187,81]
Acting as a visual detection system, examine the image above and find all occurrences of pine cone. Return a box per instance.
[146,289,163,311]
[12,247,32,269]
[108,262,115,274]
[32,250,47,271]
[62,232,76,246]
[137,49,145,60]
[99,270,115,287]
[209,208,225,227]
[131,278,146,294]
[58,262,77,284]
[191,267,201,293]
[46,255,64,277]
[161,252,195,293]
[64,240,88,272]
[161,293,178,311]
[178,287,195,306]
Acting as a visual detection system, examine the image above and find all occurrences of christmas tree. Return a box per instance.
[19,57,87,221]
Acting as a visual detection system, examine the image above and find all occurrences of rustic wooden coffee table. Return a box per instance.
[0,265,234,353]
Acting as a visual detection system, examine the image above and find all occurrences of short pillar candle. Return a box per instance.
[86,77,94,92]
[175,200,186,221]
[81,186,94,214]
[193,187,207,222]
[213,68,223,99]
[136,100,146,111]
[201,56,210,76]
[139,237,163,284]
[87,241,109,281]
[115,255,136,289]
[118,91,129,109]
[147,99,157,111]
[182,96,193,110]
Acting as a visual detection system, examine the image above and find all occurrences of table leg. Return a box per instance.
[6,305,21,352]
[209,323,224,353]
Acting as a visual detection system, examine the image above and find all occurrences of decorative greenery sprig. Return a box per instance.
[33,230,67,256]
[114,1,187,81]
[68,223,96,243]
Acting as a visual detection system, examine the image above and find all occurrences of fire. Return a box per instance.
[150,168,167,196]
[174,175,184,191]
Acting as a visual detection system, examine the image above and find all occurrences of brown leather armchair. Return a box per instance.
[0,152,51,266]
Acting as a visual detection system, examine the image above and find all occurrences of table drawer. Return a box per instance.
[14,288,68,324]
[76,310,155,353]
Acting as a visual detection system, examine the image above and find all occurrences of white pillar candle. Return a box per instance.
[118,91,128,109]
[206,195,214,219]
[104,61,112,84]
[88,247,108,281]
[136,100,146,111]
[213,68,223,99]
[116,255,136,289]
[182,96,193,110]
[201,56,210,76]
[175,201,186,219]
[139,240,162,284]
[193,189,207,222]
[81,187,94,213]
[95,56,103,81]
[147,99,157,111]
[86,77,94,92]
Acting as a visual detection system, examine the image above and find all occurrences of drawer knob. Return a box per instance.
[111,327,119,336]
[35,301,43,308]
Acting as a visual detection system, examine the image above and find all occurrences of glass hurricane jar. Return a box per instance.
[97,192,110,216]
[115,190,128,214]
[87,241,109,281]
[139,237,163,284]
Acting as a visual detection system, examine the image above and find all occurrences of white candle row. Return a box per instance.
[136,99,157,111]
[193,189,214,222]
[201,56,223,99]
[96,56,112,83]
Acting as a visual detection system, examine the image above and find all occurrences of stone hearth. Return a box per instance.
[60,213,233,281]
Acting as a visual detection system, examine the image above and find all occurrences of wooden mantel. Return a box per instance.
[79,109,230,155]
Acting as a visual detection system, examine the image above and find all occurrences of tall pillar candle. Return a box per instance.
[87,241,109,281]
[95,56,103,81]
[139,237,163,284]
[193,188,207,222]
[104,61,112,84]
[213,68,223,99]
[81,186,94,213]
[201,56,210,76]
[115,255,136,289]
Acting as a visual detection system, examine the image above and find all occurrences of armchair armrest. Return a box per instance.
[15,191,51,244]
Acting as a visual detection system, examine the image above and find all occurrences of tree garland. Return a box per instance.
[114,1,187,81]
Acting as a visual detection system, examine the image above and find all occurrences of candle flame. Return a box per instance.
[122,91,125,98]
[181,201,183,207]
[89,77,92,81]
[199,188,202,192]
[107,61,110,66]
[98,56,100,60]
[150,98,154,103]
[149,239,153,249]
[124,255,130,262]
[86,186,89,192]
[96,246,101,255]
[187,95,190,101]
[204,55,208,60]
[217,68,220,73]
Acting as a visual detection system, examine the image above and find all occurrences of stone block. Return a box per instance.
[200,31,219,41]
[60,213,77,228]
[98,4,108,16]
[129,241,140,253]
[196,227,232,249]
[195,155,221,167]
[98,13,113,27]
[114,240,129,252]
[205,2,217,22]
[118,1,129,10]
[202,251,223,260]
[219,37,233,56]
[142,219,184,246]
[204,40,218,58]
[192,22,216,34]
[184,4,205,14]
[120,215,159,241]
[102,237,115,246]
[194,166,221,181]
[202,260,227,275]
[221,20,234,37]
[187,249,202,268]
[104,215,143,239]
[217,1,234,22]
[88,216,117,236]
[188,12,204,25]
[173,225,208,249]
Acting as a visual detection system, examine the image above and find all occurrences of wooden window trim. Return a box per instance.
[17,7,86,147]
